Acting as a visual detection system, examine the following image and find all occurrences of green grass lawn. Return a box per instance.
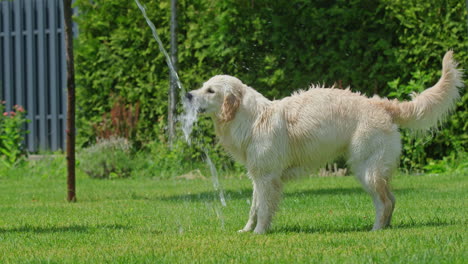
[0,168,466,263]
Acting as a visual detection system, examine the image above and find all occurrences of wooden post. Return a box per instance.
[168,0,178,147]
[63,0,76,202]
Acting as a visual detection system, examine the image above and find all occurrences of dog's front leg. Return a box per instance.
[253,177,283,234]
[238,183,258,233]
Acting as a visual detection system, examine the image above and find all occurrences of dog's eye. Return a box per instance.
[207,88,215,94]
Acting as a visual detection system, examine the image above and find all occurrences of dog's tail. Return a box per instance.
[375,51,463,131]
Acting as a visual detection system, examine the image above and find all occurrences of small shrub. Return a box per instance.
[94,96,140,141]
[0,102,29,167]
[79,137,133,179]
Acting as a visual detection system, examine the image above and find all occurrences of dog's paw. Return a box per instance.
[253,228,267,235]
[237,228,251,233]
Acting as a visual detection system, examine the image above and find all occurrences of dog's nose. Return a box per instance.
[185,92,193,101]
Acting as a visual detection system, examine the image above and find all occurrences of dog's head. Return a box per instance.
[185,75,244,122]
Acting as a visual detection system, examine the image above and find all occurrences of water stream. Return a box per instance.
[205,150,227,207]
[134,0,184,92]
[134,1,227,225]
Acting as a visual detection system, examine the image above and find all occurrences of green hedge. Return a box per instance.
[74,0,467,172]
[383,0,467,170]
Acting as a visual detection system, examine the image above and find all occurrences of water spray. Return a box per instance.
[134,1,228,228]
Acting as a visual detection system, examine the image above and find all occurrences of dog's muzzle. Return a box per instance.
[184,92,205,113]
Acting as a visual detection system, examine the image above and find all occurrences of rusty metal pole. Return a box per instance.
[63,0,76,202]
[168,0,178,148]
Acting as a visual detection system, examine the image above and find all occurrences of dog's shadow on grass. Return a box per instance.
[391,220,457,230]
[0,224,129,234]
[273,224,373,234]
[158,188,250,202]
[270,221,456,234]
[273,220,456,234]
[159,186,415,202]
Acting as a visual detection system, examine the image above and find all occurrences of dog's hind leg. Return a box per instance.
[385,185,396,227]
[354,163,397,230]
[238,184,258,233]
[252,176,283,234]
[368,176,395,230]
[349,131,400,230]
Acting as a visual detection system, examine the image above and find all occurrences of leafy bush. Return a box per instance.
[383,0,467,171]
[389,70,467,171]
[74,0,467,172]
[74,0,400,143]
[78,137,134,179]
[0,102,29,167]
[423,151,468,174]
[74,0,173,148]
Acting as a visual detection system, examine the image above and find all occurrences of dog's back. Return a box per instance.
[269,51,462,173]
[253,87,393,171]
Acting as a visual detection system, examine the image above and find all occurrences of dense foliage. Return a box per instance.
[74,0,467,172]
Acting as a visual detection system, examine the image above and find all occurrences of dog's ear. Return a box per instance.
[220,91,241,123]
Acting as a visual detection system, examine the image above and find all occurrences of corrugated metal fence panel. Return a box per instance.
[1,1,13,111]
[37,0,48,151]
[0,0,68,152]
[25,0,38,152]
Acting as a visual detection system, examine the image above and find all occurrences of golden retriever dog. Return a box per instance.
[185,51,463,234]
